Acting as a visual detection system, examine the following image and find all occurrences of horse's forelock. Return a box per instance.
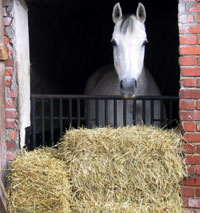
[119,15,134,34]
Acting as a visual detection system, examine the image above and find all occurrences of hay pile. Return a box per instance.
[6,148,71,213]
[58,126,186,213]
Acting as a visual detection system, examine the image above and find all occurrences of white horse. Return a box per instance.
[85,2,162,126]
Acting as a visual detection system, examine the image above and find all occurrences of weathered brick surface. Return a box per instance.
[2,1,19,163]
[179,0,200,210]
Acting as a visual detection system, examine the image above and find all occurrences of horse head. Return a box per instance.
[112,2,147,98]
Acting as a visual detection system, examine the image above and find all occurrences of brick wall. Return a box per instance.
[179,0,200,211]
[3,0,18,162]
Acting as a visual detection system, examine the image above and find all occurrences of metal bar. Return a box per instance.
[31,96,36,150]
[114,100,117,127]
[160,100,164,125]
[69,99,72,126]
[123,99,127,126]
[150,100,154,125]
[142,100,146,124]
[86,99,90,128]
[59,98,63,137]
[95,99,99,126]
[77,99,81,127]
[133,99,136,125]
[105,99,108,126]
[169,100,173,128]
[41,98,45,146]
[50,98,54,145]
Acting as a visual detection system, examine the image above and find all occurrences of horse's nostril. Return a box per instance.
[135,80,137,88]
[120,80,123,89]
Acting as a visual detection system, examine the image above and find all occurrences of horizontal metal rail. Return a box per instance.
[32,94,178,100]
[26,94,179,150]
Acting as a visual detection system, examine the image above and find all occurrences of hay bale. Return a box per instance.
[58,126,186,212]
[6,148,71,213]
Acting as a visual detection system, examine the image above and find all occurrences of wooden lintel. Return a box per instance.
[0,46,8,61]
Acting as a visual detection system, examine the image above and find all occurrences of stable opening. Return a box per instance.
[26,0,180,148]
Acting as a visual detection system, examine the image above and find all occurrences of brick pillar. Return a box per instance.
[179,0,200,211]
[3,0,18,162]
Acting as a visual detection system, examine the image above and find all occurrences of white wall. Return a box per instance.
[13,0,30,148]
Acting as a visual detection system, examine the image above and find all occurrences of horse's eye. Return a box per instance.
[111,39,118,47]
[142,40,148,47]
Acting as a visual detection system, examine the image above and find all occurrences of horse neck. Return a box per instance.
[137,66,148,95]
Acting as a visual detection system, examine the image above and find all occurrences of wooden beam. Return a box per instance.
[0,179,7,213]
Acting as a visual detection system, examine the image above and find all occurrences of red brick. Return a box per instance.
[181,68,200,76]
[8,46,13,57]
[4,28,7,37]
[188,199,200,208]
[184,133,200,142]
[197,145,200,153]
[182,177,200,186]
[6,141,16,149]
[9,131,16,140]
[179,14,194,23]
[186,156,200,164]
[197,79,200,88]
[196,188,200,197]
[180,112,200,121]
[198,14,200,23]
[183,143,195,153]
[179,36,196,45]
[197,122,200,131]
[197,166,200,175]
[5,100,16,108]
[5,68,13,76]
[6,121,16,129]
[189,3,200,12]
[180,46,200,55]
[197,101,200,110]
[181,187,195,197]
[181,78,196,87]
[5,58,14,67]
[7,152,16,161]
[179,57,196,66]
[3,7,7,17]
[7,90,17,98]
[182,197,189,208]
[182,122,196,132]
[5,78,11,87]
[180,100,195,110]
[5,111,17,119]
[4,37,10,45]
[3,17,12,26]
[180,89,200,99]
[187,166,196,175]
[3,0,9,6]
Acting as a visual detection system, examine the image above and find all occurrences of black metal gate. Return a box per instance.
[26,95,179,150]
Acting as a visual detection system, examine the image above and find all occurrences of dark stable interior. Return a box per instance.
[28,0,179,96]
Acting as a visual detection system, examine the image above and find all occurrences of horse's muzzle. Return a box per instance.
[120,78,137,98]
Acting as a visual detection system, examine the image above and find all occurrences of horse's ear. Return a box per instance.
[112,3,122,23]
[136,3,146,23]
